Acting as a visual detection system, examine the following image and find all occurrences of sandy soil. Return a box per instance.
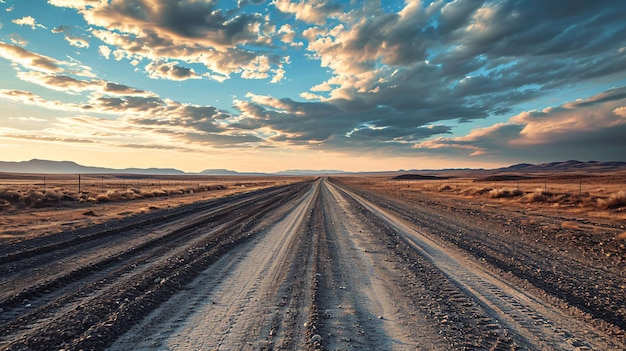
[1,176,624,350]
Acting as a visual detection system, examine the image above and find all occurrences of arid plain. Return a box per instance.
[0,168,625,350]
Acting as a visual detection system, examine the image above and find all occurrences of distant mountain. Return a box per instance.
[499,160,626,173]
[0,159,185,175]
[199,169,242,176]
[392,174,450,180]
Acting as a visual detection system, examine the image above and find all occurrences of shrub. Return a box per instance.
[151,190,167,197]
[523,189,551,203]
[42,190,62,202]
[488,188,523,198]
[597,191,626,209]
[20,190,44,207]
[96,194,112,202]
[0,189,21,203]
[438,184,452,192]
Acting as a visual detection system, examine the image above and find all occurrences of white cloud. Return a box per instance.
[98,45,111,59]
[12,16,47,30]
[0,41,62,73]
[50,0,282,82]
[145,61,201,81]
[272,0,342,24]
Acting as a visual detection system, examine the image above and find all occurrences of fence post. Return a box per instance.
[43,175,47,191]
[78,174,81,193]
[579,177,582,201]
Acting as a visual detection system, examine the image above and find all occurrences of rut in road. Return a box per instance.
[330,179,626,350]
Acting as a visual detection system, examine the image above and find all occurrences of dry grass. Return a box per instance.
[597,191,626,209]
[0,174,306,242]
[336,169,626,225]
[522,189,552,203]
[488,188,523,198]
[0,180,233,209]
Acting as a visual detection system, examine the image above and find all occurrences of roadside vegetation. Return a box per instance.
[0,184,229,209]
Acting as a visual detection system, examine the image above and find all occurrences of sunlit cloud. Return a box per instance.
[0,41,62,73]
[12,16,47,30]
[412,87,626,161]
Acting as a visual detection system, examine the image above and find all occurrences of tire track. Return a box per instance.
[314,179,445,350]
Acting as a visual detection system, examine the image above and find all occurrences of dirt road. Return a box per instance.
[1,178,624,350]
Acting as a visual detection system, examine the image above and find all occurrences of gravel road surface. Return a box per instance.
[1,178,623,350]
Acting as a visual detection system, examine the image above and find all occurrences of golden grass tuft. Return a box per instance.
[488,188,523,198]
[523,189,552,203]
[597,191,626,209]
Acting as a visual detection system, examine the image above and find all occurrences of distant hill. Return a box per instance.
[199,169,243,176]
[0,159,185,175]
[392,174,450,180]
[499,160,626,173]
[274,169,344,176]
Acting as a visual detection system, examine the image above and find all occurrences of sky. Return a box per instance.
[1,0,625,173]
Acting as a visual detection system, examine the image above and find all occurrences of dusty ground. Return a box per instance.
[1,174,625,350]
[0,174,299,242]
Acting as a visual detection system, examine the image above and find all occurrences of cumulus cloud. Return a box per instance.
[49,0,286,81]
[98,45,111,59]
[272,0,342,24]
[145,61,201,81]
[12,16,47,30]
[0,41,62,73]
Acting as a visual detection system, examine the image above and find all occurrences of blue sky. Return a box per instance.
[1,0,625,172]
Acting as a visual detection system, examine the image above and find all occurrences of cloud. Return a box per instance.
[16,71,98,93]
[12,16,47,30]
[49,0,286,81]
[46,0,105,9]
[0,41,62,73]
[145,61,201,81]
[52,25,90,48]
[412,86,626,162]
[272,0,342,24]
[286,0,626,148]
[98,45,111,59]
